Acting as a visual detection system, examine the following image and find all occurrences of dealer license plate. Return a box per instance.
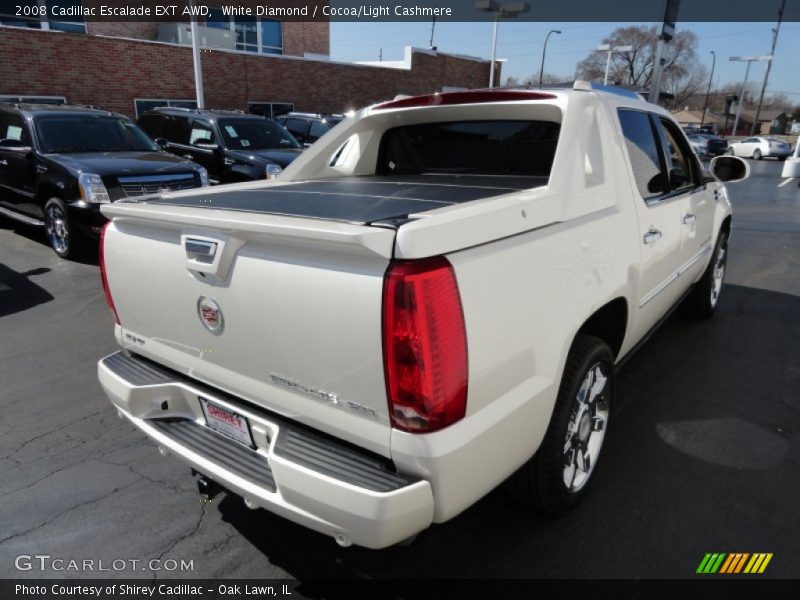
[200,398,254,448]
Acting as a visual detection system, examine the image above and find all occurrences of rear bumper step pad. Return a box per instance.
[101,351,418,493]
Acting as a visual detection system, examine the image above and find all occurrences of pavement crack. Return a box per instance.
[1,407,114,460]
[152,502,209,579]
[95,457,191,496]
[0,479,138,545]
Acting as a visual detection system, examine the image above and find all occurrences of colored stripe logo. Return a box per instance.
[697,553,773,574]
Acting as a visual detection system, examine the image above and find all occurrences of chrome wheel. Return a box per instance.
[45,204,69,255]
[710,242,726,308]
[563,362,609,493]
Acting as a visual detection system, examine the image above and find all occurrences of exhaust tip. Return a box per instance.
[334,532,352,547]
[243,497,258,510]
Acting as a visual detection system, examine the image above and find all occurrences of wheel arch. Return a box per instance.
[35,181,65,207]
[575,297,629,361]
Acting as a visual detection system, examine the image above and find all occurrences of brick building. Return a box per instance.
[0,12,492,118]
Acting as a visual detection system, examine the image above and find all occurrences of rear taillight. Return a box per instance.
[99,221,120,325]
[382,257,468,433]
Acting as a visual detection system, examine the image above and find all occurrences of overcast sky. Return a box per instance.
[331,21,800,103]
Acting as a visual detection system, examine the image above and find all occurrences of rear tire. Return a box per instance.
[44,197,89,260]
[507,335,614,515]
[680,231,728,318]
[753,149,762,160]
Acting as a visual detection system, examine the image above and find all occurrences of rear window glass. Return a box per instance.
[377,120,560,177]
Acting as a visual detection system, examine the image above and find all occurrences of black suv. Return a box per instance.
[138,108,302,184]
[0,104,208,259]
[275,113,344,147]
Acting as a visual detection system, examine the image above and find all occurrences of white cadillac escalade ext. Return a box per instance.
[97,83,749,549]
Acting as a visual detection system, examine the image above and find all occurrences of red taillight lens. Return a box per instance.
[382,256,468,433]
[99,221,120,325]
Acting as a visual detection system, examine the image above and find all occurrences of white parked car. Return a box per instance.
[97,83,748,549]
[727,136,792,160]
[781,136,800,182]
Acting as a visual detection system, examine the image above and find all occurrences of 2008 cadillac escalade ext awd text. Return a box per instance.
[97,83,749,549]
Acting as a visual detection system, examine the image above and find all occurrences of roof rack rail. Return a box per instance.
[573,81,645,100]
[151,106,197,112]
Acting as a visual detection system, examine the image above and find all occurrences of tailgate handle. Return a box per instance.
[185,239,217,263]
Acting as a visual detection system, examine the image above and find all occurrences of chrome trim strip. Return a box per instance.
[639,272,679,308]
[639,242,712,308]
[0,183,35,198]
[0,205,44,226]
[677,241,712,277]
[117,173,194,183]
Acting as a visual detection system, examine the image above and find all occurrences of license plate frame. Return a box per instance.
[199,397,255,449]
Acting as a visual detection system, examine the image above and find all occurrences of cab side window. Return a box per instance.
[283,118,308,142]
[617,109,666,201]
[0,113,32,146]
[138,114,165,139]
[163,117,190,145]
[189,120,215,146]
[655,117,698,191]
[308,121,329,143]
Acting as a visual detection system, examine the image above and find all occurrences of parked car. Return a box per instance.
[688,133,728,157]
[781,136,800,182]
[275,112,344,147]
[0,103,208,259]
[97,84,748,549]
[138,108,302,184]
[696,124,717,136]
[727,136,792,160]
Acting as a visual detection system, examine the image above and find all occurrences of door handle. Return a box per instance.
[643,229,662,245]
[683,213,696,225]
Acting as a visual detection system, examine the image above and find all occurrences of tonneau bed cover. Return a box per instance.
[141,175,547,225]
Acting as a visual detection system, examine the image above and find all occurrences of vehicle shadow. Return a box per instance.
[216,283,800,581]
[0,218,99,266]
[0,264,54,318]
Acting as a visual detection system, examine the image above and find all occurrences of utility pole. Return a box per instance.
[700,50,715,127]
[379,48,382,61]
[751,0,785,135]
[649,0,681,105]
[430,16,437,49]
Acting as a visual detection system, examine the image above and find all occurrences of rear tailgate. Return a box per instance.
[100,201,396,456]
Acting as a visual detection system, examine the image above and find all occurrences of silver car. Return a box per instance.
[727,136,792,160]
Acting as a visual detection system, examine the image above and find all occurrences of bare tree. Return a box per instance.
[576,26,706,107]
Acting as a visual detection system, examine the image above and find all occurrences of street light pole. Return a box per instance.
[489,12,499,88]
[730,55,772,138]
[597,44,633,86]
[700,50,715,128]
[476,1,530,88]
[539,29,561,88]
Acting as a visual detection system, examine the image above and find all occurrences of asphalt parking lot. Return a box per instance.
[1,160,798,583]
